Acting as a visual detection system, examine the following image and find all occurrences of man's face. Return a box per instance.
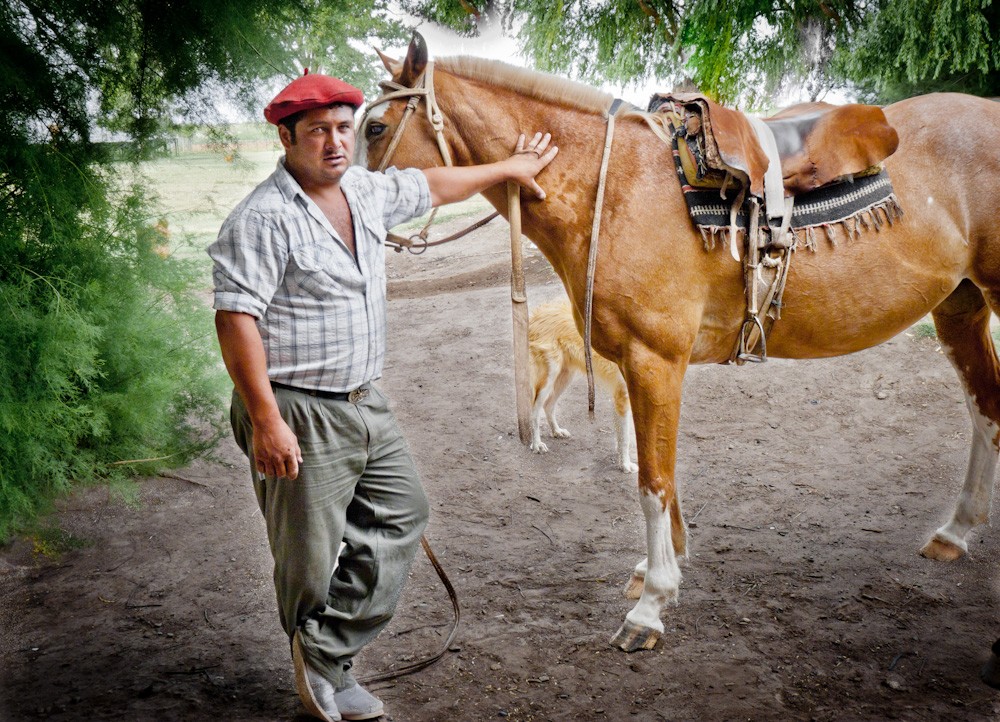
[279,105,356,187]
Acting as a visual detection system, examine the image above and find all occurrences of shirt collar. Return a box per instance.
[273,156,305,204]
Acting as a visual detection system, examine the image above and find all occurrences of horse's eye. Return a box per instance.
[366,122,387,139]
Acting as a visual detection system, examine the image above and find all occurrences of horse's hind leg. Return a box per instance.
[922,280,1000,560]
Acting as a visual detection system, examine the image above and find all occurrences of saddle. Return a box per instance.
[645,93,901,365]
[648,92,899,199]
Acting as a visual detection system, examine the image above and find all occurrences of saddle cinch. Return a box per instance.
[647,93,902,363]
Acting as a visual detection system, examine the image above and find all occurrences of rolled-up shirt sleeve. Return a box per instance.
[377,167,432,230]
[209,209,287,319]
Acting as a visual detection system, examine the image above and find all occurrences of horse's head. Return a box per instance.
[357,32,455,173]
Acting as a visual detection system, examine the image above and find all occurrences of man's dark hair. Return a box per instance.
[279,102,359,143]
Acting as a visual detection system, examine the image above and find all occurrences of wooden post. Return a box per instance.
[507,182,532,445]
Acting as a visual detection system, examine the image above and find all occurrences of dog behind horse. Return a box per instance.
[528,298,636,473]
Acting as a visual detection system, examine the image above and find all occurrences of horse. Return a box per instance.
[359,33,1000,653]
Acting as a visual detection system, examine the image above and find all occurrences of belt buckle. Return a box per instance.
[348,387,369,404]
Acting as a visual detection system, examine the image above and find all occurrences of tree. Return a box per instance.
[838,0,1000,103]
[400,0,1000,106]
[282,0,410,97]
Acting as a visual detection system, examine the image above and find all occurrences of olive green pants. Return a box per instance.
[231,384,429,688]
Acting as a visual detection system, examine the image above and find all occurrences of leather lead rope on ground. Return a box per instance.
[357,536,461,685]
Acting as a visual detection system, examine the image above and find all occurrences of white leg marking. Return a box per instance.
[547,409,571,438]
[624,491,681,633]
[934,389,998,550]
[530,368,556,454]
[544,362,571,439]
[935,341,999,550]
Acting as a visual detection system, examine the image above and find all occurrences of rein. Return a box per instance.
[361,61,534,444]
[583,99,625,416]
[385,211,500,254]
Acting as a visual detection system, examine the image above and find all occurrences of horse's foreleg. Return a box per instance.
[623,486,687,601]
[611,349,687,651]
[922,281,1000,560]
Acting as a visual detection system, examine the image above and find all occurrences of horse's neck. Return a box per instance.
[442,81,611,287]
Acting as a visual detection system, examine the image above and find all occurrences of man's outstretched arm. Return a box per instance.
[422,132,558,207]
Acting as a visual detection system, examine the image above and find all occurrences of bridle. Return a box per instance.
[357,62,500,254]
[360,61,453,173]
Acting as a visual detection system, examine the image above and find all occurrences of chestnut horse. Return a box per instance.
[361,35,1000,652]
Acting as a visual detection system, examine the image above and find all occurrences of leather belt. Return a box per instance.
[271,381,370,404]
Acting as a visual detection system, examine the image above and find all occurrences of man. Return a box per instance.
[209,70,556,722]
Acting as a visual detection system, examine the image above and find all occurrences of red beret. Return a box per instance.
[263,70,364,125]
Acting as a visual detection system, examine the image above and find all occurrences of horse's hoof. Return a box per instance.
[622,574,644,600]
[610,620,660,652]
[982,654,1000,690]
[920,536,965,561]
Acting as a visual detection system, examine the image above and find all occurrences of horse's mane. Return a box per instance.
[436,56,614,115]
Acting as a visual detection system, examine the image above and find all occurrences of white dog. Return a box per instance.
[528,298,637,473]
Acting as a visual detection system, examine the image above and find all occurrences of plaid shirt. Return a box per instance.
[209,160,431,392]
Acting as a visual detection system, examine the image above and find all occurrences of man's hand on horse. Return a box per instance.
[508,132,558,199]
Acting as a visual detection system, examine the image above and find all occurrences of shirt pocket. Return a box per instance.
[288,243,357,300]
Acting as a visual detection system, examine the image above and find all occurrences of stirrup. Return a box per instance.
[736,316,767,363]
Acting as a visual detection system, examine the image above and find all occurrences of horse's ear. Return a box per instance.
[399,32,428,87]
[376,48,402,78]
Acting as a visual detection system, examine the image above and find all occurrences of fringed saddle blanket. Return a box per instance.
[673,143,904,251]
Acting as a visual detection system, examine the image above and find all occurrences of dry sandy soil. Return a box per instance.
[3,213,1000,722]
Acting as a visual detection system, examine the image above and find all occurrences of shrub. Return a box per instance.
[0,140,226,541]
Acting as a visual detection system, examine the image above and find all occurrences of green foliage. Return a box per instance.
[283,0,411,97]
[0,0,309,540]
[0,137,227,540]
[400,0,486,37]
[514,0,682,87]
[835,0,1000,102]
[402,0,1000,105]
[26,523,92,560]
[680,0,861,106]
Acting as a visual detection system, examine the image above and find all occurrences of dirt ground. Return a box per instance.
[3,213,1000,722]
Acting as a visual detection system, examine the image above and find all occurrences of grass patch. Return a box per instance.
[28,524,92,560]
[137,141,493,268]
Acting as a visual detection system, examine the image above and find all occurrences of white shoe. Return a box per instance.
[335,683,384,720]
[292,630,341,721]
